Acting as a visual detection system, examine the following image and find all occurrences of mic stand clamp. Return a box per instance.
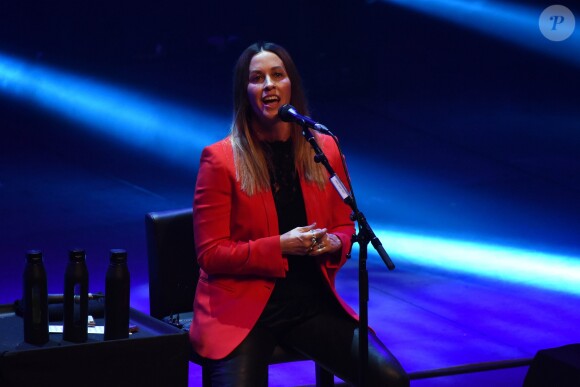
[300,125,395,387]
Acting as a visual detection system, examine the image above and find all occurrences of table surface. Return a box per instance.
[0,303,186,351]
[0,304,190,387]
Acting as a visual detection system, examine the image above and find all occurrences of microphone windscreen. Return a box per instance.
[278,104,295,122]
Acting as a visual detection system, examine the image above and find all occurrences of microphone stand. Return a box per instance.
[300,124,395,387]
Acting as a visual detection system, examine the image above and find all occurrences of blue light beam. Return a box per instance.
[383,0,580,66]
[369,228,580,296]
[0,52,228,165]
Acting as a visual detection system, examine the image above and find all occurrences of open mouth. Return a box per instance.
[262,95,280,106]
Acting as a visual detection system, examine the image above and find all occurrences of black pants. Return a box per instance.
[203,308,409,387]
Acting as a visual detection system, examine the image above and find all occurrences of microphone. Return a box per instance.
[278,104,332,135]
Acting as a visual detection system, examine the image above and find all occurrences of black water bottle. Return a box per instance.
[63,249,89,343]
[104,249,130,340]
[22,250,49,345]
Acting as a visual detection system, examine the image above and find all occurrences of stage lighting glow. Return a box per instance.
[366,228,580,296]
[3,53,579,297]
[382,0,580,65]
[0,53,227,165]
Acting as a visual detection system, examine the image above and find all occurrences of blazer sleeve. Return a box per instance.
[193,141,288,278]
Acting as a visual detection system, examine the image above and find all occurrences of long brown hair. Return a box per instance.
[230,42,326,195]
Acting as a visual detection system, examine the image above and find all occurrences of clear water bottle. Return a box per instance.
[104,249,130,340]
[63,249,89,343]
[22,250,49,345]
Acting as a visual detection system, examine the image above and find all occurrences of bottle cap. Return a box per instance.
[69,249,86,262]
[109,249,127,264]
[26,250,43,263]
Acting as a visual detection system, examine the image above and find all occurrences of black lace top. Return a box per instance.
[257,139,328,331]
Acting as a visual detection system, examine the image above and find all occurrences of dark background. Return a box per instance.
[1,0,579,306]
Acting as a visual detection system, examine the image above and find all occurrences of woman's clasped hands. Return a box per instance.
[280,222,342,256]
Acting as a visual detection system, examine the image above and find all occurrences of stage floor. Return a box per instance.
[185,254,580,386]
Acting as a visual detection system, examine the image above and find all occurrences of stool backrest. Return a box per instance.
[145,208,198,320]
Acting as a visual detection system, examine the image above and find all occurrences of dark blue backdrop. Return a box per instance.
[1,0,579,311]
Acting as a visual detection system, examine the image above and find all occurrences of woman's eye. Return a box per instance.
[250,74,264,83]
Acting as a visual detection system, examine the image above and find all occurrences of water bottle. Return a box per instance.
[22,250,49,345]
[104,249,130,340]
[63,249,89,343]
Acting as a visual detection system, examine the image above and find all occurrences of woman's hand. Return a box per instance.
[308,232,342,256]
[280,222,342,256]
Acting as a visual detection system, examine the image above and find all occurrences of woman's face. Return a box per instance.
[247,51,292,128]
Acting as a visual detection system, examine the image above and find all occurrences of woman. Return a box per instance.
[191,41,408,386]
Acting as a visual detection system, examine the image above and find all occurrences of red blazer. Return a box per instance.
[190,134,357,360]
